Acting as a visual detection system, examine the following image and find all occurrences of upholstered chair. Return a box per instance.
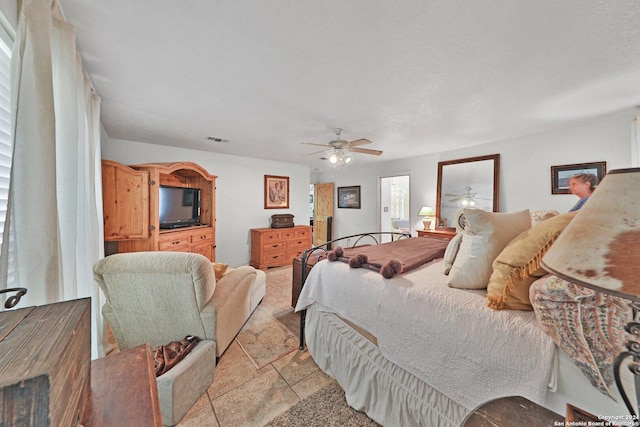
[93,251,265,426]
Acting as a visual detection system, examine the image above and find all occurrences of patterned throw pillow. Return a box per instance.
[212,263,228,280]
[530,275,629,399]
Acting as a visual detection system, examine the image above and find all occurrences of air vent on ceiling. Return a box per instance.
[207,136,229,143]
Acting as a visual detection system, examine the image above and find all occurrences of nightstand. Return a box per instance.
[461,396,563,426]
[416,228,456,240]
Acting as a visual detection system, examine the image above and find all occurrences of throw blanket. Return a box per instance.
[153,335,201,376]
[327,237,448,278]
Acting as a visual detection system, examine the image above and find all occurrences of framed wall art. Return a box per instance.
[264,175,289,209]
[338,186,361,209]
[550,161,606,194]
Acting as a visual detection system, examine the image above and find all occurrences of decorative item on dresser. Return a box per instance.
[418,206,435,230]
[101,160,217,261]
[250,225,312,270]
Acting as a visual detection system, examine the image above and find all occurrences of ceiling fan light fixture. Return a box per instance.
[329,154,338,164]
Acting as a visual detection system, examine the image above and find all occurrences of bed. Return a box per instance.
[294,214,632,426]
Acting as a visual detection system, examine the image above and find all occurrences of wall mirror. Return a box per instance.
[436,154,500,230]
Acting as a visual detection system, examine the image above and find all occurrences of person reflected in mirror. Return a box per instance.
[568,173,598,212]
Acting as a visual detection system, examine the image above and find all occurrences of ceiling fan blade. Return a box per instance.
[304,148,330,156]
[349,147,383,156]
[301,142,332,148]
[347,138,371,147]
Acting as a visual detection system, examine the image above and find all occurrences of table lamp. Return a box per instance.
[541,167,640,416]
[418,206,435,230]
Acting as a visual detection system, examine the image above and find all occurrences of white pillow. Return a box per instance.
[447,208,531,289]
[443,232,463,275]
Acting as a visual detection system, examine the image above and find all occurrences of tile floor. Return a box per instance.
[175,270,337,426]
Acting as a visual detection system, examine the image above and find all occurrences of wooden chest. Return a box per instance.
[250,225,312,269]
[0,298,91,427]
[270,214,294,228]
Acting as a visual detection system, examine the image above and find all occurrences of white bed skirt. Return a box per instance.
[305,303,631,427]
[306,303,467,427]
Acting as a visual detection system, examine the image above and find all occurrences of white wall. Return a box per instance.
[102,138,311,267]
[103,116,633,265]
[312,117,635,240]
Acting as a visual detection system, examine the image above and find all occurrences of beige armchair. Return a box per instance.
[93,251,266,426]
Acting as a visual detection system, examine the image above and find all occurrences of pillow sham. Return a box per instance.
[487,211,577,310]
[213,262,228,280]
[447,208,531,289]
[443,232,463,275]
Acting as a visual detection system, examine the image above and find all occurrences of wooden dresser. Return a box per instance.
[250,225,312,270]
[416,228,456,240]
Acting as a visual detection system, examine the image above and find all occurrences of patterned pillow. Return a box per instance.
[212,263,228,280]
[530,275,629,399]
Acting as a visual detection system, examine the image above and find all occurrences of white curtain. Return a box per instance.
[0,0,105,358]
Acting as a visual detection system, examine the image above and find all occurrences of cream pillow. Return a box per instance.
[447,208,531,289]
[486,211,577,310]
[443,232,463,275]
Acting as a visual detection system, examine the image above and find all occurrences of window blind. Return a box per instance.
[0,18,12,248]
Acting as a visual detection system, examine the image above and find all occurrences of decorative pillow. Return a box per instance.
[530,275,629,399]
[212,263,228,280]
[530,209,560,226]
[447,208,531,289]
[487,211,577,310]
[443,232,463,275]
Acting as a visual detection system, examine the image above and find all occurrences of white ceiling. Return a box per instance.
[58,0,640,170]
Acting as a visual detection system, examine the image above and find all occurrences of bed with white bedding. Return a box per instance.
[294,230,631,426]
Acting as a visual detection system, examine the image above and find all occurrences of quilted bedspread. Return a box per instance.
[295,258,557,411]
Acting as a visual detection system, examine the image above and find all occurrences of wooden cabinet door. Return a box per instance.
[313,183,334,246]
[102,160,150,241]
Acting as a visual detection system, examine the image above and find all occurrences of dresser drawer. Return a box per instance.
[260,230,281,243]
[192,229,214,242]
[295,228,311,239]
[263,243,288,254]
[263,251,289,266]
[158,236,191,250]
[279,229,296,240]
[289,238,310,251]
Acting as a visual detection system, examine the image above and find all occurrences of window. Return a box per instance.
[0,15,12,249]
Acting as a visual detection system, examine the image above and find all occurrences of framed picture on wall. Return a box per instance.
[550,161,606,194]
[264,175,290,209]
[338,186,361,209]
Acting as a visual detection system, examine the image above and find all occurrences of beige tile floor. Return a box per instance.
[176,283,337,426]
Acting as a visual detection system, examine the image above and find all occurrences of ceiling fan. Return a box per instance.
[302,128,382,165]
[445,187,479,206]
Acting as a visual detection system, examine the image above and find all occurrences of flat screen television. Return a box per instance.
[159,185,201,229]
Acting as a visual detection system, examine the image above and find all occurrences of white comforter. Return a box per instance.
[295,258,557,411]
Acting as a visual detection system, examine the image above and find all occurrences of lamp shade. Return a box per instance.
[418,206,435,216]
[541,168,640,301]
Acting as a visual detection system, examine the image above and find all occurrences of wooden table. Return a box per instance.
[81,344,162,426]
[462,396,563,426]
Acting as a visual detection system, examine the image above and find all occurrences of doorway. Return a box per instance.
[312,182,334,246]
[380,174,410,241]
